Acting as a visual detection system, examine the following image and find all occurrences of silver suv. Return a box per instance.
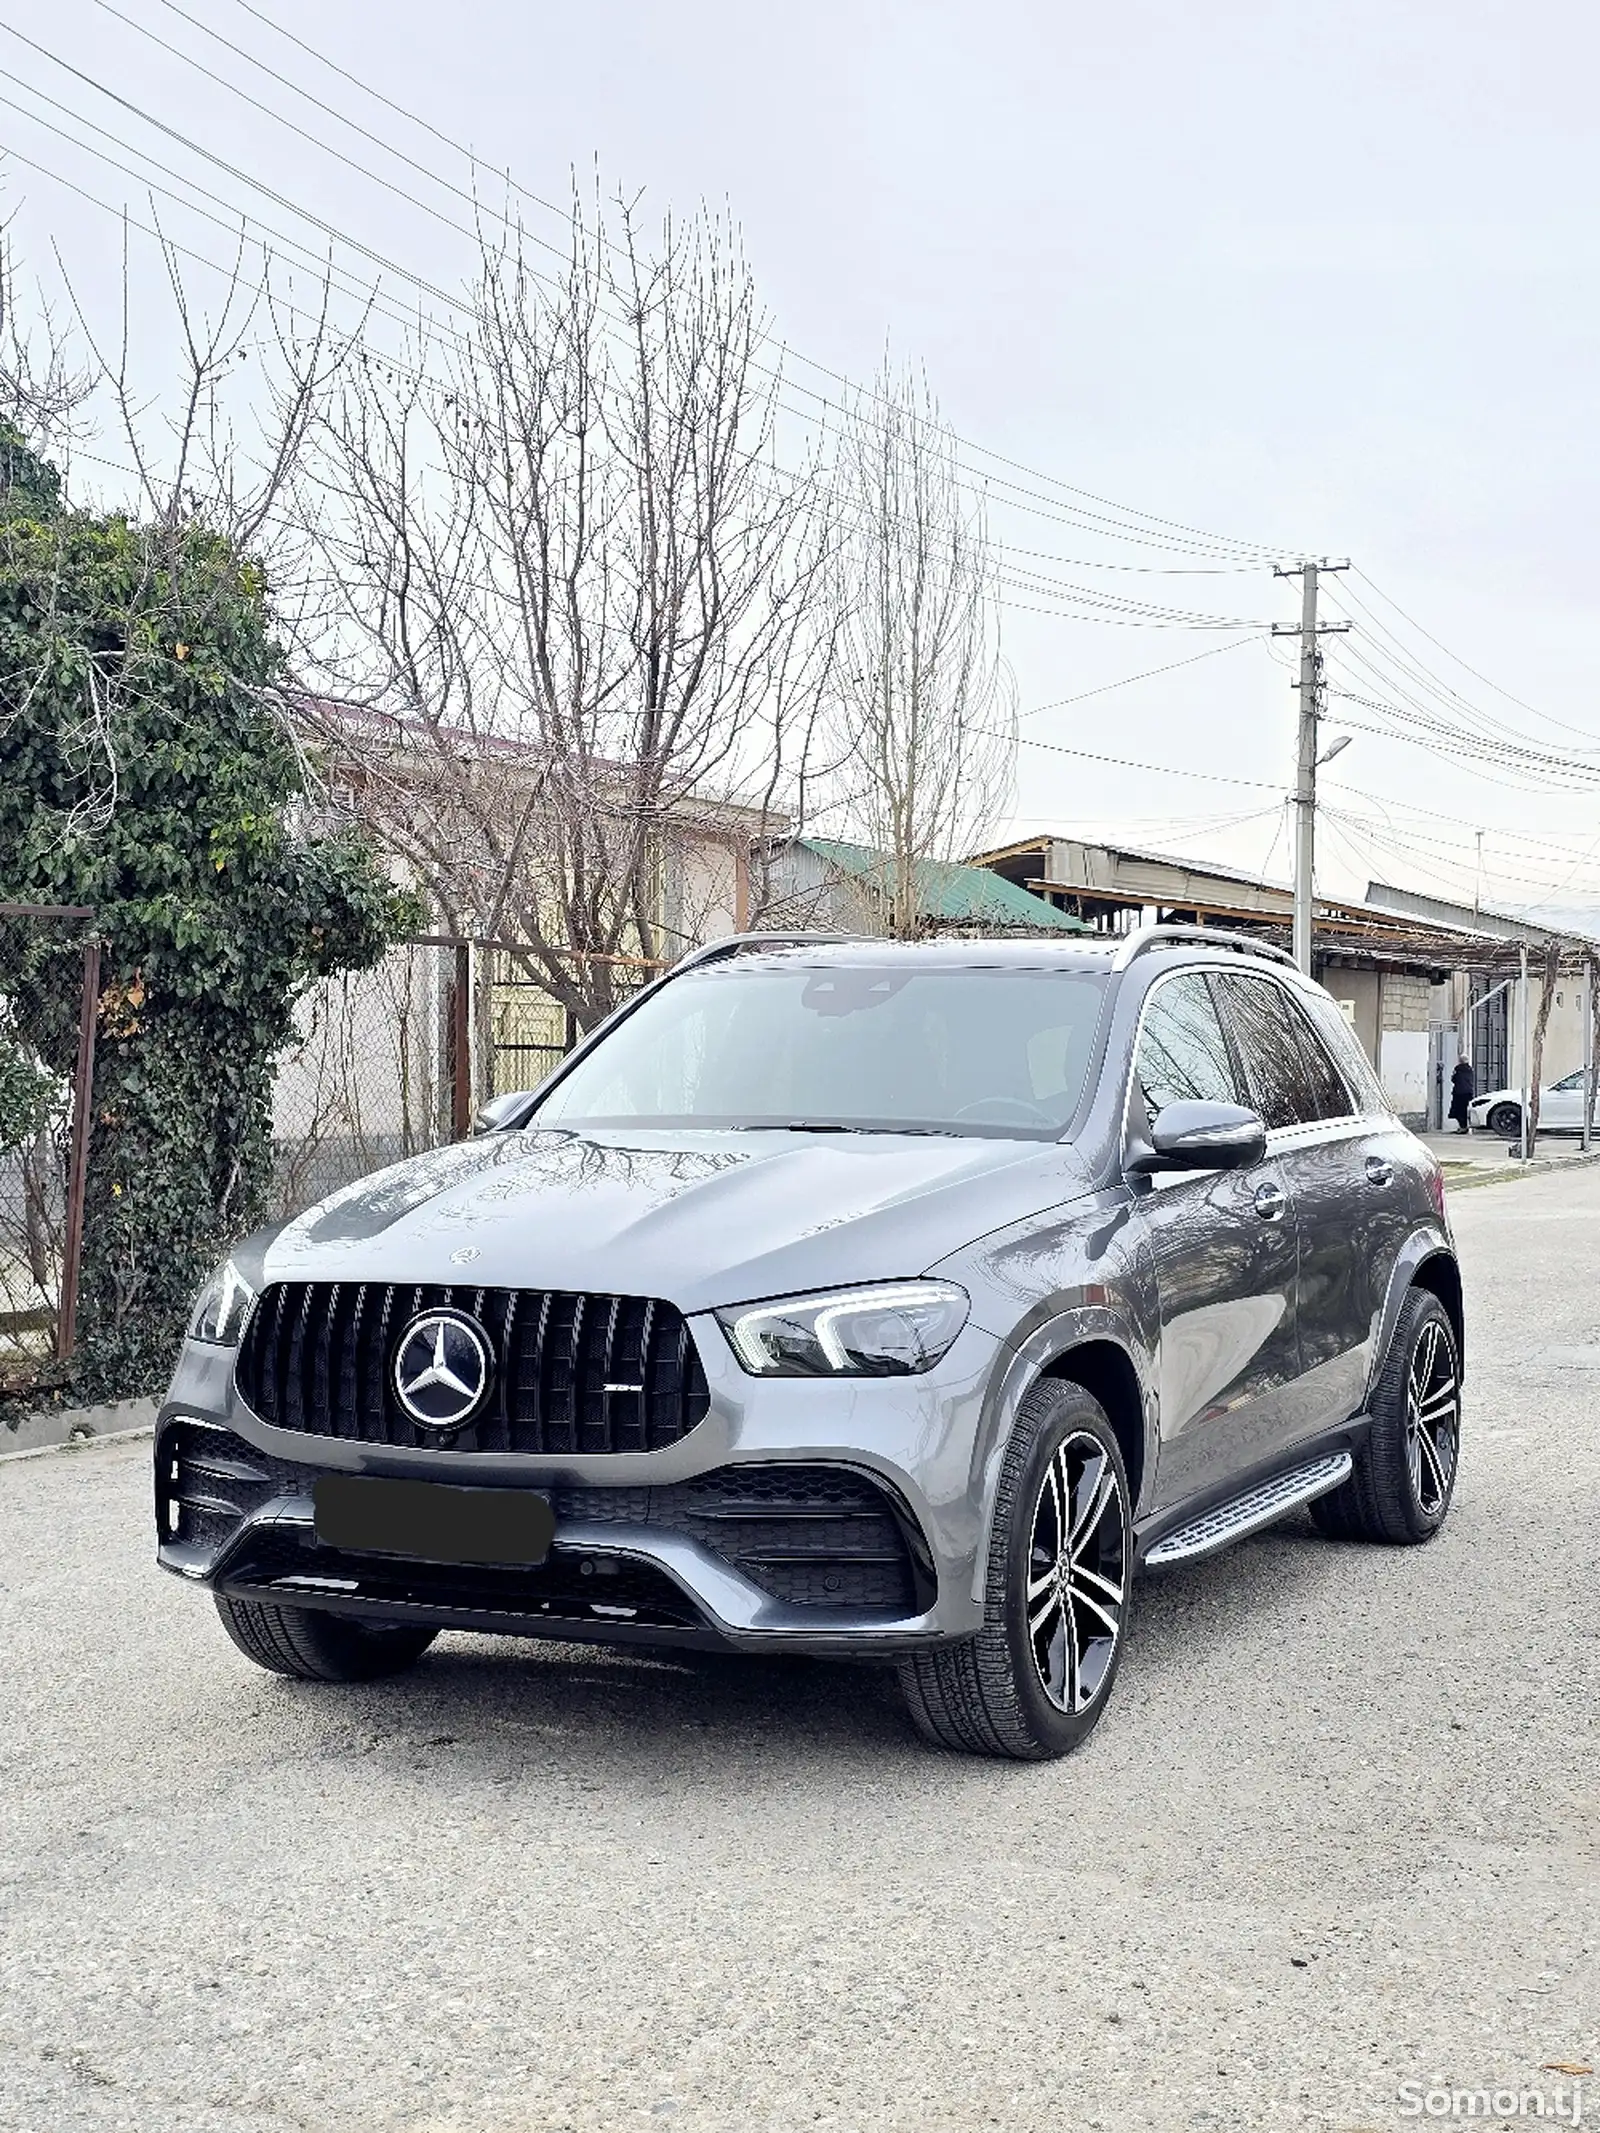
[157,927,1463,1760]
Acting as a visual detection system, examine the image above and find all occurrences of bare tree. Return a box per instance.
[0,218,93,455]
[822,358,1015,936]
[1,220,347,839]
[1525,937,1565,1155]
[293,189,838,1028]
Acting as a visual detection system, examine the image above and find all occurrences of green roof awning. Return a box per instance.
[799,838,1091,932]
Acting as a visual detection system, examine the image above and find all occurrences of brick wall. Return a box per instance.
[1379,973,1432,1033]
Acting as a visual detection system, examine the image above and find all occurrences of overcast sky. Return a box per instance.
[7,0,1599,919]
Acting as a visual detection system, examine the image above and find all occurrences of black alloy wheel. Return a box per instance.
[1024,1429,1126,1716]
[1311,1287,1461,1545]
[1404,1314,1460,1518]
[1486,1101,1522,1139]
[899,1379,1131,1760]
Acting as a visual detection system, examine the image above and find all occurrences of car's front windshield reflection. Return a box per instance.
[534,962,1107,1139]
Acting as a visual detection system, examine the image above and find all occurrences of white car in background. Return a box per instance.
[1468,1069,1593,1138]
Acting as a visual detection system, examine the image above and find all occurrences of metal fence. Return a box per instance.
[268,937,661,1220]
[0,905,100,1398]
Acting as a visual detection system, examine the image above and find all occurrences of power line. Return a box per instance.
[2,113,1286,645]
[219,0,1286,556]
[25,0,1600,826]
[1001,733,1282,790]
[61,0,1287,563]
[0,83,478,362]
[1018,634,1264,718]
[1323,580,1600,759]
[1324,778,1600,869]
[1350,565,1600,746]
[0,21,472,321]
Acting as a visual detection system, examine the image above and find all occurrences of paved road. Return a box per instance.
[3,1169,1597,2133]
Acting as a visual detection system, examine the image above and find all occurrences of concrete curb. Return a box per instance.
[0,1421,155,1466]
[0,1396,158,1463]
[1443,1148,1600,1192]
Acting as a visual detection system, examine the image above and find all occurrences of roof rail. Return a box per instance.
[671,930,862,972]
[1109,922,1298,972]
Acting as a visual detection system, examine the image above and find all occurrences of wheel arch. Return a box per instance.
[1366,1231,1465,1404]
[1039,1338,1148,1513]
[1409,1251,1465,1379]
[969,1308,1157,1608]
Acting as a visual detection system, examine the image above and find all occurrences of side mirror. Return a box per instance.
[1126,1100,1267,1175]
[471,1090,540,1136]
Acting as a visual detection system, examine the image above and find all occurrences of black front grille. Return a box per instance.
[234,1282,710,1453]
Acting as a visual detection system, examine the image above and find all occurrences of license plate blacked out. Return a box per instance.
[313,1476,556,1567]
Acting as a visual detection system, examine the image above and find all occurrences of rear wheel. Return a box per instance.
[214,1595,438,1681]
[1486,1101,1522,1139]
[1310,1288,1460,1545]
[898,1379,1131,1760]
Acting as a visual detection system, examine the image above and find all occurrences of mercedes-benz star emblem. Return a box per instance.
[392,1310,493,1434]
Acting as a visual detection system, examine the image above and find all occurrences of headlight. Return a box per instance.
[188,1258,256,1346]
[717,1281,970,1378]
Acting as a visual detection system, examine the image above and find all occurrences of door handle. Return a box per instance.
[1253,1181,1287,1221]
[1365,1156,1393,1187]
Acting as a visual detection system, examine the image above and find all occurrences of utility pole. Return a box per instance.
[1272,560,1351,975]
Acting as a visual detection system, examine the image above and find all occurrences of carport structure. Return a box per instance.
[970,835,1598,1136]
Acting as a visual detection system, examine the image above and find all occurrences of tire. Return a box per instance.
[1310,1288,1460,1545]
[214,1595,438,1682]
[1486,1101,1522,1139]
[898,1379,1131,1761]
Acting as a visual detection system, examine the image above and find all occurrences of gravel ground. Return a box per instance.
[2,1167,1597,2133]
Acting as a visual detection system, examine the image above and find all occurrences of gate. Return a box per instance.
[268,939,666,1219]
[1467,979,1510,1094]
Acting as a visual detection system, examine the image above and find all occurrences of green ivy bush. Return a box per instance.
[0,421,419,1402]
[0,1018,55,1156]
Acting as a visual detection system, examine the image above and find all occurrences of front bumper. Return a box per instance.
[155,1313,1001,1655]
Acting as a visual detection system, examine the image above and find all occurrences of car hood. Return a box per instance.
[259,1127,1096,1313]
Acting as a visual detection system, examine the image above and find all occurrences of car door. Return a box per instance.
[1543,1070,1585,1131]
[1128,969,1303,1514]
[1211,970,1412,1446]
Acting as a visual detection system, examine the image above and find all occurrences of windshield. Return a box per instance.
[533,962,1107,1138]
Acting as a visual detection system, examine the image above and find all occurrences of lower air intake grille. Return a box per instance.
[234,1282,710,1454]
[558,1464,931,1612]
[156,1418,310,1551]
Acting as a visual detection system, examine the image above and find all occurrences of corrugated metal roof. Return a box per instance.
[799,838,1090,932]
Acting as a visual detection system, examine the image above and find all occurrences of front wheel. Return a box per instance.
[1486,1101,1522,1139]
[214,1595,438,1681]
[1310,1288,1460,1545]
[898,1379,1131,1760]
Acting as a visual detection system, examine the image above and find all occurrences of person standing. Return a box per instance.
[1449,1053,1475,1134]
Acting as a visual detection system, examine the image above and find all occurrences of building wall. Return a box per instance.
[671,833,746,951]
[1316,966,1439,1124]
[1319,968,1381,1067]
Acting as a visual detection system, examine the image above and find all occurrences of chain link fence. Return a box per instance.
[0,906,100,1400]
[269,938,661,1220]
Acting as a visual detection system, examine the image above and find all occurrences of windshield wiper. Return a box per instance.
[779,1120,961,1137]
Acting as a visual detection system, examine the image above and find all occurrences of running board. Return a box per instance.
[1143,1451,1354,1567]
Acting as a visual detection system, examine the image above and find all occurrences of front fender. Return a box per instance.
[1365,1224,1462,1401]
[966,1303,1157,1608]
